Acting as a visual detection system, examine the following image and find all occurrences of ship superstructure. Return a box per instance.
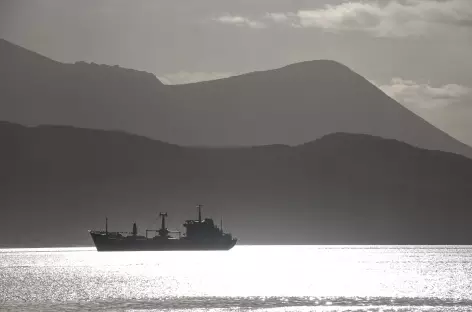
[89,205,237,251]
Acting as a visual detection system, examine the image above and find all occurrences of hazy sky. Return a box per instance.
[1,0,471,146]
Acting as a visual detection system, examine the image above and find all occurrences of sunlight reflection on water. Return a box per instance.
[1,245,472,311]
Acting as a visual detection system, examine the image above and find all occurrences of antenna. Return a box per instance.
[197,204,203,222]
[105,217,108,235]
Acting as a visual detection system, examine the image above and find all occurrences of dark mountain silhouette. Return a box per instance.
[1,38,471,158]
[1,121,472,247]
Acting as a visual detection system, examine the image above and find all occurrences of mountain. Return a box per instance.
[1,121,472,247]
[1,39,471,158]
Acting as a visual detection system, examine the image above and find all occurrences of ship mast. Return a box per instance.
[158,212,169,237]
[197,204,203,222]
[159,212,168,229]
[105,217,108,235]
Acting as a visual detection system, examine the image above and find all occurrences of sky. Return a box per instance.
[1,0,471,146]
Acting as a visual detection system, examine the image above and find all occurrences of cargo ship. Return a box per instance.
[89,205,237,251]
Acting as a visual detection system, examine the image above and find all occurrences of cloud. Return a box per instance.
[378,78,471,109]
[159,71,234,85]
[295,0,472,37]
[214,15,266,29]
[217,0,472,37]
[265,13,291,23]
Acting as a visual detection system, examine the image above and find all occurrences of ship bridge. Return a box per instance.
[183,205,230,240]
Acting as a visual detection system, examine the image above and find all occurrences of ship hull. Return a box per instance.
[90,232,237,251]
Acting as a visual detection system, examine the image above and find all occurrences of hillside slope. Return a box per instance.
[1,122,472,246]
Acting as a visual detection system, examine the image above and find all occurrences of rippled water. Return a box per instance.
[1,246,472,311]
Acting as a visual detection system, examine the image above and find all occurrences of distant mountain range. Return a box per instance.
[1,38,471,158]
[1,121,472,247]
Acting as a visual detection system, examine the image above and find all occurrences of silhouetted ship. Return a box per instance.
[89,205,237,251]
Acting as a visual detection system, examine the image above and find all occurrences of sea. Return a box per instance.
[1,246,472,312]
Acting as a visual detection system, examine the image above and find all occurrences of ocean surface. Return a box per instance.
[1,246,472,312]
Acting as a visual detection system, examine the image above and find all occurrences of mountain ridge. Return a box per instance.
[2,120,465,155]
[1,38,471,158]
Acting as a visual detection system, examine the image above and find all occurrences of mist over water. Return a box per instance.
[1,246,472,311]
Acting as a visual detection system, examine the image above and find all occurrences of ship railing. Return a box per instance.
[145,229,182,239]
[92,230,137,236]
